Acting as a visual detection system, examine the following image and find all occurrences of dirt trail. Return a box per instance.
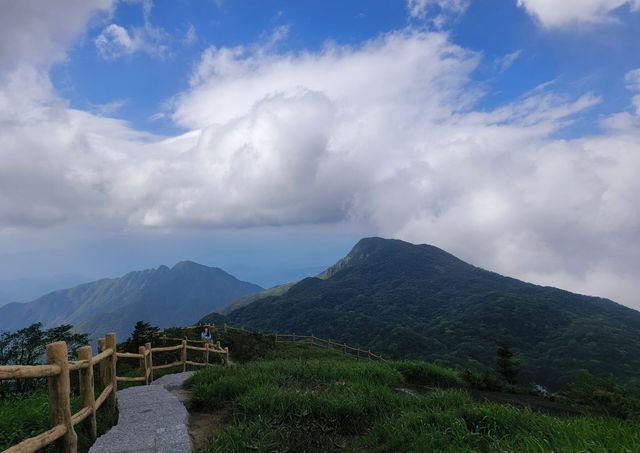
[168,383,229,450]
[396,384,582,416]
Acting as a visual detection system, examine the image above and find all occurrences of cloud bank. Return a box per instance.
[517,0,640,27]
[0,2,639,309]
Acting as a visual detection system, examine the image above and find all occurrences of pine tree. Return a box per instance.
[123,321,161,352]
[496,339,520,385]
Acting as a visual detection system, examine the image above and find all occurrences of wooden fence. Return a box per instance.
[0,333,117,453]
[0,331,229,453]
[275,332,385,361]
[220,324,384,361]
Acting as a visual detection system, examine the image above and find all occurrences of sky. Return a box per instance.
[0,0,639,309]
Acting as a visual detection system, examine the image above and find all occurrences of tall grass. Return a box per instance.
[0,391,117,452]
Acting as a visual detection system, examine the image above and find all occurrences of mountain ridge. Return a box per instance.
[0,261,262,340]
[205,237,640,389]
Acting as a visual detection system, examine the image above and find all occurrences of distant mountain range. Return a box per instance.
[0,273,92,307]
[201,237,640,389]
[0,261,262,341]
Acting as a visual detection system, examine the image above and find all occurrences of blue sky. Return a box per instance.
[1,0,640,309]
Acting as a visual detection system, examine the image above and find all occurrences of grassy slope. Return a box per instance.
[0,392,117,452]
[189,344,640,452]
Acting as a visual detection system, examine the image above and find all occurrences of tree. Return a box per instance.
[45,324,89,357]
[0,323,89,395]
[496,339,520,385]
[121,321,161,353]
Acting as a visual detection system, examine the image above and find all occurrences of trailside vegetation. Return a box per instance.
[188,342,640,452]
[0,322,88,396]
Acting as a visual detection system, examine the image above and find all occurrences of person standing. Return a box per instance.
[201,326,212,344]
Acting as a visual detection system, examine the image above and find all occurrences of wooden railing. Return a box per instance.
[116,337,229,382]
[0,332,117,453]
[275,332,385,361]
[0,331,229,453]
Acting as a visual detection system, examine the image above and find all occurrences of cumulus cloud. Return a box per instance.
[150,31,639,308]
[0,0,113,71]
[0,0,152,228]
[517,0,640,27]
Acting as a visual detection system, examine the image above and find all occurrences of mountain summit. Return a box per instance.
[0,262,262,340]
[212,237,640,388]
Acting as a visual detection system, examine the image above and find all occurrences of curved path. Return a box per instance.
[90,372,194,453]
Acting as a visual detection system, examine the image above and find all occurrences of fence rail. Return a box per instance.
[1,333,117,453]
[1,327,230,453]
[274,332,385,361]
[222,324,384,360]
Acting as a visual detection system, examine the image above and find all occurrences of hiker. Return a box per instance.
[201,326,212,345]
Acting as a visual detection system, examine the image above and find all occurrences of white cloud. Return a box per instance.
[407,0,470,19]
[184,23,197,46]
[495,49,522,73]
[625,68,640,114]
[95,24,135,58]
[517,0,640,27]
[94,0,169,60]
[154,30,639,308]
[0,0,114,71]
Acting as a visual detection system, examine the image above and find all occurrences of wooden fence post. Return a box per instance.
[343,343,347,355]
[181,339,187,372]
[293,333,296,343]
[139,346,147,385]
[204,342,209,366]
[145,342,153,382]
[224,346,229,366]
[78,345,97,441]
[105,333,117,412]
[98,338,107,391]
[327,339,330,349]
[47,341,78,453]
[368,350,372,360]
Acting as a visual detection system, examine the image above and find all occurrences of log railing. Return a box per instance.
[274,332,385,361]
[115,336,229,383]
[1,329,229,453]
[0,332,117,453]
[216,323,384,361]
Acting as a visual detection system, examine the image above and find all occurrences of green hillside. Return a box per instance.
[204,237,640,389]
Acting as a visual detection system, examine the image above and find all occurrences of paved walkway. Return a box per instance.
[90,372,195,453]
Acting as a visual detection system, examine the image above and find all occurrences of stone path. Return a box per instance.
[90,372,195,453]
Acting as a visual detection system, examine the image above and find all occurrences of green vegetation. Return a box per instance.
[0,322,89,396]
[0,391,117,452]
[561,370,640,419]
[211,237,640,389]
[496,339,520,385]
[189,343,640,452]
